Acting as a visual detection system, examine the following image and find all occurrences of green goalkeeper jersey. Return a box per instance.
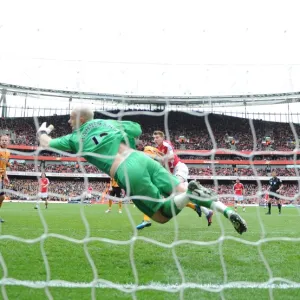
[49,119,142,175]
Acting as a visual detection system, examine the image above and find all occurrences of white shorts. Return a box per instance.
[235,195,244,202]
[39,192,48,199]
[173,162,189,182]
[86,193,92,199]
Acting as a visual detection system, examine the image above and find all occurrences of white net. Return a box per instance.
[0,102,299,300]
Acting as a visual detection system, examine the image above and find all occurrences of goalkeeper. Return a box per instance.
[37,107,247,234]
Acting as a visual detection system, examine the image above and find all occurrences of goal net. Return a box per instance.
[0,91,299,300]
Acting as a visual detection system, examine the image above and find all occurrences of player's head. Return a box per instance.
[69,106,94,130]
[153,131,165,146]
[0,135,10,148]
[236,178,240,183]
[41,172,45,178]
[271,170,277,177]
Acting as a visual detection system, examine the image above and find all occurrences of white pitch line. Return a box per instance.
[0,279,300,291]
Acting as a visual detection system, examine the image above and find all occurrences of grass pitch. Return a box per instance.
[0,203,299,300]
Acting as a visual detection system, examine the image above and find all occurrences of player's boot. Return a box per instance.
[105,209,111,213]
[229,212,247,234]
[119,210,122,214]
[206,211,214,226]
[195,205,202,217]
[136,220,152,230]
[187,181,218,202]
[0,218,5,223]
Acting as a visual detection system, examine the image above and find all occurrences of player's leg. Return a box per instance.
[106,189,115,213]
[115,187,122,213]
[174,162,213,224]
[266,197,272,215]
[277,198,282,214]
[234,196,238,212]
[242,198,245,212]
[43,194,48,209]
[0,181,5,223]
[115,152,190,223]
[136,214,152,230]
[187,181,247,234]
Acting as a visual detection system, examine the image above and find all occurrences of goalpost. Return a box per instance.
[0,87,299,300]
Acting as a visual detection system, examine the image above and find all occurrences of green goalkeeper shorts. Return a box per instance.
[114,151,180,217]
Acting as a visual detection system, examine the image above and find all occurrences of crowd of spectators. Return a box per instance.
[7,179,107,201]
[8,161,299,177]
[5,178,299,205]
[1,112,299,151]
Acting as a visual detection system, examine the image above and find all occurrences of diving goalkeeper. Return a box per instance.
[37,107,247,234]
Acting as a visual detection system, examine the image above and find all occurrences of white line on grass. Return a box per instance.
[0,279,300,291]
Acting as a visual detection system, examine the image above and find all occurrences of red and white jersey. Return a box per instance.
[88,186,93,193]
[156,140,181,171]
[265,192,269,201]
[233,182,244,195]
[39,177,50,193]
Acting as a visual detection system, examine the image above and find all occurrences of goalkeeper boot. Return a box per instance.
[206,210,214,226]
[229,212,247,235]
[187,181,218,203]
[0,218,4,223]
[195,204,202,217]
[105,209,111,213]
[136,220,152,230]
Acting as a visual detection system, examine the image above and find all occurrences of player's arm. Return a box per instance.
[3,153,10,185]
[277,179,283,193]
[44,178,50,188]
[37,123,72,152]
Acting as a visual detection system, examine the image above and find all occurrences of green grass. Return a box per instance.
[0,203,299,300]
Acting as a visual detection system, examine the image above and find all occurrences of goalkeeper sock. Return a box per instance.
[268,202,271,213]
[143,215,151,222]
[118,201,122,210]
[186,202,196,210]
[161,193,190,218]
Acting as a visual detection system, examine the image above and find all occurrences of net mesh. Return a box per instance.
[0,105,300,300]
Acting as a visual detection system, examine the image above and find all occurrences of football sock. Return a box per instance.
[143,215,151,222]
[161,193,190,218]
[186,202,196,210]
[278,203,282,213]
[118,200,122,210]
[201,206,210,216]
[268,202,271,213]
[108,199,112,209]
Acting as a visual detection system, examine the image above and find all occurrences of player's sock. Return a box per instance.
[143,215,151,222]
[187,181,234,219]
[118,200,122,213]
[278,203,282,214]
[201,206,210,216]
[242,205,245,212]
[160,193,190,218]
[186,202,196,210]
[268,202,271,214]
[45,201,48,209]
[108,199,112,210]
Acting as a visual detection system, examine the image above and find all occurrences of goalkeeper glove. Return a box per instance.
[37,122,54,137]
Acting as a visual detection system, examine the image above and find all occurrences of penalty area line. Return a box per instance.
[0,280,299,290]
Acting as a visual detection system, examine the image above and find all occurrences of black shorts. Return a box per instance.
[269,190,279,200]
[109,187,121,198]
[0,181,4,196]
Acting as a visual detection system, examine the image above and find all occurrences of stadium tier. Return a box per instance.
[1,112,299,150]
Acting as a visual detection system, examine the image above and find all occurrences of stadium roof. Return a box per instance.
[1,82,300,108]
